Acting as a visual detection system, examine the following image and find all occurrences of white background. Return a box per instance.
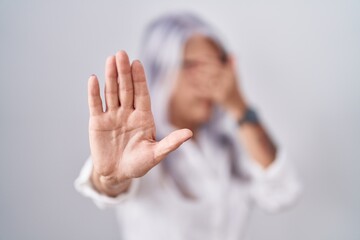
[0,0,359,239]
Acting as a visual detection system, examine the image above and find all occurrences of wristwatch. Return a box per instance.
[237,108,259,126]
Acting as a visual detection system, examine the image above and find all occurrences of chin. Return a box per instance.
[193,108,213,125]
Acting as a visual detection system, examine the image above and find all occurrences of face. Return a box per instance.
[168,35,225,130]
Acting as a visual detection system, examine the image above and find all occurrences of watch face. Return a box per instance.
[248,110,258,123]
[238,108,259,125]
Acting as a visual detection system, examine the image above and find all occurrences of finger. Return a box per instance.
[132,60,151,111]
[154,129,193,163]
[224,55,240,87]
[227,54,238,75]
[104,56,120,111]
[115,51,134,108]
[88,75,103,116]
[228,54,236,69]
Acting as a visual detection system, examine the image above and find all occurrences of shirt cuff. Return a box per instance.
[74,157,140,209]
[247,149,303,213]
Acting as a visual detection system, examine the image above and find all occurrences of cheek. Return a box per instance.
[170,87,194,113]
[174,81,197,102]
[174,92,204,114]
[172,78,212,116]
[169,92,213,124]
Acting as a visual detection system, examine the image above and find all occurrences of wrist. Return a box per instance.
[225,94,248,120]
[91,169,131,197]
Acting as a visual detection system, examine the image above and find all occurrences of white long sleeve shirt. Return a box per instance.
[75,114,301,240]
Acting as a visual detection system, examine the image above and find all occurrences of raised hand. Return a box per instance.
[206,55,247,120]
[88,51,193,196]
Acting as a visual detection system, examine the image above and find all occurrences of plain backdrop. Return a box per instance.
[0,0,359,239]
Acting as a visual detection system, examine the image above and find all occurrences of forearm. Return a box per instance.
[215,59,276,168]
[229,101,276,169]
[90,168,131,197]
[237,122,276,168]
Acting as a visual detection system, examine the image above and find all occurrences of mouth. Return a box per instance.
[198,98,213,109]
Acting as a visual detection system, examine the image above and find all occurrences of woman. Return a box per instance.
[75,12,301,240]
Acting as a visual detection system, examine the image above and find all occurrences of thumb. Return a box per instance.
[154,129,193,163]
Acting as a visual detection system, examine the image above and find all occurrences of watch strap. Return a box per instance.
[237,108,259,126]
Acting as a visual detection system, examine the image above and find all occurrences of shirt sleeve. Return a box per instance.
[74,156,140,209]
[245,148,303,213]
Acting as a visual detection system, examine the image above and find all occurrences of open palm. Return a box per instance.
[88,51,192,189]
